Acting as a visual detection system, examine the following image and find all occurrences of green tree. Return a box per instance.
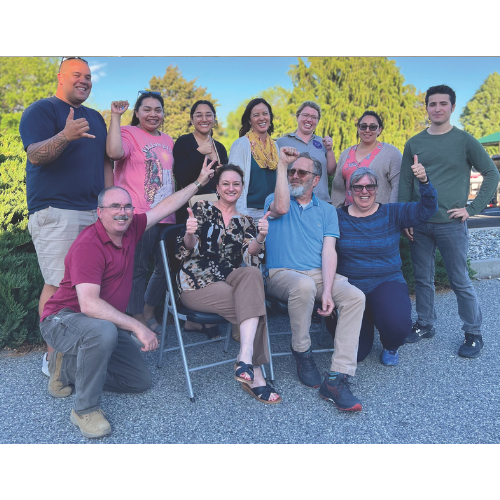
[285,57,428,154]
[221,86,295,153]
[0,57,59,132]
[460,72,500,155]
[147,65,225,142]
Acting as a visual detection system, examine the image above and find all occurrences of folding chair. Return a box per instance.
[158,224,273,402]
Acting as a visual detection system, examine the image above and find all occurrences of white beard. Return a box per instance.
[289,184,305,198]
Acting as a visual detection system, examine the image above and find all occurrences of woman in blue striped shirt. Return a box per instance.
[335,161,437,366]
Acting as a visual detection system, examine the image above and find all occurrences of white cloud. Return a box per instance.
[89,63,107,82]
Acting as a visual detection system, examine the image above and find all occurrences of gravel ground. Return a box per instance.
[1,279,499,444]
[468,228,500,260]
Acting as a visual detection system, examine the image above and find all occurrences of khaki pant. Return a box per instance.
[180,266,269,367]
[28,207,98,286]
[266,268,365,376]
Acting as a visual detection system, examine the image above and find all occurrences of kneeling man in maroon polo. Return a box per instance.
[40,164,213,439]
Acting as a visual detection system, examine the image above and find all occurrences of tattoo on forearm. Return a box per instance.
[27,132,69,165]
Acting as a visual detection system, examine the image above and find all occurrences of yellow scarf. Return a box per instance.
[246,129,278,170]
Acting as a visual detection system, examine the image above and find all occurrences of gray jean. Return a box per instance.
[410,221,482,334]
[40,308,152,415]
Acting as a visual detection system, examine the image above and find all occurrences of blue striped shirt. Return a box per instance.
[336,181,438,293]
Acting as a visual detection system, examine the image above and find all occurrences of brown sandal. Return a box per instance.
[241,382,282,405]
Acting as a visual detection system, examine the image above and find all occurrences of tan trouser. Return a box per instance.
[266,268,365,376]
[28,207,98,286]
[180,266,269,367]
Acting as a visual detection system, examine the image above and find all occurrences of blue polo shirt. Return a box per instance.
[264,193,339,270]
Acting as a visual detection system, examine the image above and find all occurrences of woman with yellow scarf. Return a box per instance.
[228,98,279,219]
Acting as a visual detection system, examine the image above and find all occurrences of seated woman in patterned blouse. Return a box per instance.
[175,163,281,404]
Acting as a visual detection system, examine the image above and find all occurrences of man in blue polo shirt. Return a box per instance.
[265,148,365,411]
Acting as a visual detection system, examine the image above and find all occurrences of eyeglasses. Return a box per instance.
[138,90,162,98]
[193,113,214,119]
[287,168,317,178]
[59,56,88,70]
[351,184,377,192]
[358,124,379,131]
[298,113,319,121]
[99,204,135,212]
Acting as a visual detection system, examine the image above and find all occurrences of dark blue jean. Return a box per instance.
[357,281,412,362]
[409,222,481,334]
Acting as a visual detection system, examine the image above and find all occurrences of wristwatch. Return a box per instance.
[193,180,202,190]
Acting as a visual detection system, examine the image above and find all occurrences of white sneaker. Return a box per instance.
[42,352,50,377]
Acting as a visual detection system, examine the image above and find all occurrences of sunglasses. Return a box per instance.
[351,184,377,192]
[138,90,162,98]
[59,56,88,70]
[287,168,317,178]
[358,123,379,131]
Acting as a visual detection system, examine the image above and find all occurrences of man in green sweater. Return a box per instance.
[398,84,499,358]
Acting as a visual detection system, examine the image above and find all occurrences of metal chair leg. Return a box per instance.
[157,294,169,368]
[265,316,275,383]
[223,323,232,353]
[318,317,325,346]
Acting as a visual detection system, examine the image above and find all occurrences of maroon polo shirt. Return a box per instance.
[41,213,148,322]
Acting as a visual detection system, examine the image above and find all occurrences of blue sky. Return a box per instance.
[83,57,500,130]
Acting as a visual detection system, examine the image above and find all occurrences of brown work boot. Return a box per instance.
[70,409,111,439]
[48,352,72,398]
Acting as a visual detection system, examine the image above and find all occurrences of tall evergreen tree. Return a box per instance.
[286,57,428,153]
[460,72,500,154]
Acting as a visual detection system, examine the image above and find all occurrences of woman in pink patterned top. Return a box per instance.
[331,111,402,207]
[106,91,175,336]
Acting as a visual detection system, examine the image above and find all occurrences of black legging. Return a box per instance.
[357,280,412,361]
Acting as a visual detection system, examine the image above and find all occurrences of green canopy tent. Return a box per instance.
[478,131,500,154]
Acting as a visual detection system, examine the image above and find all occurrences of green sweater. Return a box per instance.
[398,127,499,223]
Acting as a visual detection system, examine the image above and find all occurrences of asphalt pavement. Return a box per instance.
[1,279,499,444]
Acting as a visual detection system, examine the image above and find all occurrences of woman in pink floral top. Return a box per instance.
[331,111,402,207]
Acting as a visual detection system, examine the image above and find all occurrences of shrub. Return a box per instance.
[0,131,44,348]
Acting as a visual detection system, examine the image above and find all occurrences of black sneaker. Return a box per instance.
[405,321,436,343]
[458,333,484,359]
[291,345,322,388]
[319,373,362,411]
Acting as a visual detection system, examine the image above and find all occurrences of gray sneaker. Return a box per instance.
[70,409,111,439]
[48,352,72,398]
[319,373,362,411]
[405,321,436,344]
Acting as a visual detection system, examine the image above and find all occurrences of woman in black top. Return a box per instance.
[173,100,228,223]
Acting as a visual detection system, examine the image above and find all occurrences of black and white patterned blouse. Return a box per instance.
[175,201,263,291]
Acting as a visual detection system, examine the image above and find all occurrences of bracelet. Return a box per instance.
[193,180,202,190]
[256,235,266,244]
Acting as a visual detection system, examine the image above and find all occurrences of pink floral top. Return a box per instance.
[342,142,384,205]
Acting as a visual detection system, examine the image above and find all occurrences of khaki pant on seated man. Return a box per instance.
[265,147,365,411]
